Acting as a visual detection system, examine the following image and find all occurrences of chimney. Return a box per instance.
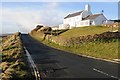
[85,4,90,11]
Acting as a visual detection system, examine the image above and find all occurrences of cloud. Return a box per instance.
[2,8,40,33]
[2,2,68,33]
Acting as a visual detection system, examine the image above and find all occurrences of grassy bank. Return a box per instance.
[30,25,119,61]
[30,35,119,60]
[52,26,118,45]
[0,37,2,42]
[0,32,33,80]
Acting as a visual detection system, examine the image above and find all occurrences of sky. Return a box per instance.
[0,2,119,34]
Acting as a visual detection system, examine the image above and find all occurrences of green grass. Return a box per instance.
[31,35,119,60]
[59,26,118,39]
[30,26,119,60]
[64,41,118,60]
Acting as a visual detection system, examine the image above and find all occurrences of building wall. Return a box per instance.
[94,15,107,25]
[59,24,70,29]
[81,10,92,18]
[63,15,82,28]
[52,27,59,30]
[76,20,90,27]
[63,10,92,28]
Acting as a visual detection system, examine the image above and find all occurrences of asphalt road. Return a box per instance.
[21,34,119,79]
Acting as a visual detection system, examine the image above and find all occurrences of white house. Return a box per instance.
[59,4,114,29]
[59,24,70,29]
[52,26,59,30]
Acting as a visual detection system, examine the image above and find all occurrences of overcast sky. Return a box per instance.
[1,2,119,34]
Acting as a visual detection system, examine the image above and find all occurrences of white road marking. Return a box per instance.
[24,47,41,80]
[93,68,119,79]
[78,54,120,64]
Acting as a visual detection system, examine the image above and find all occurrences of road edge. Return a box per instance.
[24,47,41,80]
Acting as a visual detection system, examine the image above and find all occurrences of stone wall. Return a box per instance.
[48,31,120,46]
[102,22,120,28]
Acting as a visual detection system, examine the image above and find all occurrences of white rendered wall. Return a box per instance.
[63,15,82,28]
[76,20,90,27]
[94,15,107,25]
[59,24,70,29]
[52,27,59,30]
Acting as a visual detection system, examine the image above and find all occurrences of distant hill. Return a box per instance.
[0,34,12,37]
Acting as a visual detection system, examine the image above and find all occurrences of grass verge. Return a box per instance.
[30,34,119,60]
[0,32,33,80]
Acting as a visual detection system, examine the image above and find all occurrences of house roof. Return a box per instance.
[83,14,102,20]
[64,11,83,19]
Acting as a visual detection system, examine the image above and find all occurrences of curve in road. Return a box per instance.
[21,34,119,79]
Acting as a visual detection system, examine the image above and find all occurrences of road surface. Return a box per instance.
[21,34,119,80]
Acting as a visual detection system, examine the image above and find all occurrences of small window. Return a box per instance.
[90,21,93,25]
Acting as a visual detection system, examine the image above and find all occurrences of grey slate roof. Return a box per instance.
[83,14,102,20]
[64,11,83,19]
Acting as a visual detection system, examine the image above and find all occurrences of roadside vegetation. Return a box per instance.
[30,25,119,60]
[0,32,33,80]
[0,37,2,42]
[0,37,2,63]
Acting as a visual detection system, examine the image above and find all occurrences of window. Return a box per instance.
[90,21,93,25]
